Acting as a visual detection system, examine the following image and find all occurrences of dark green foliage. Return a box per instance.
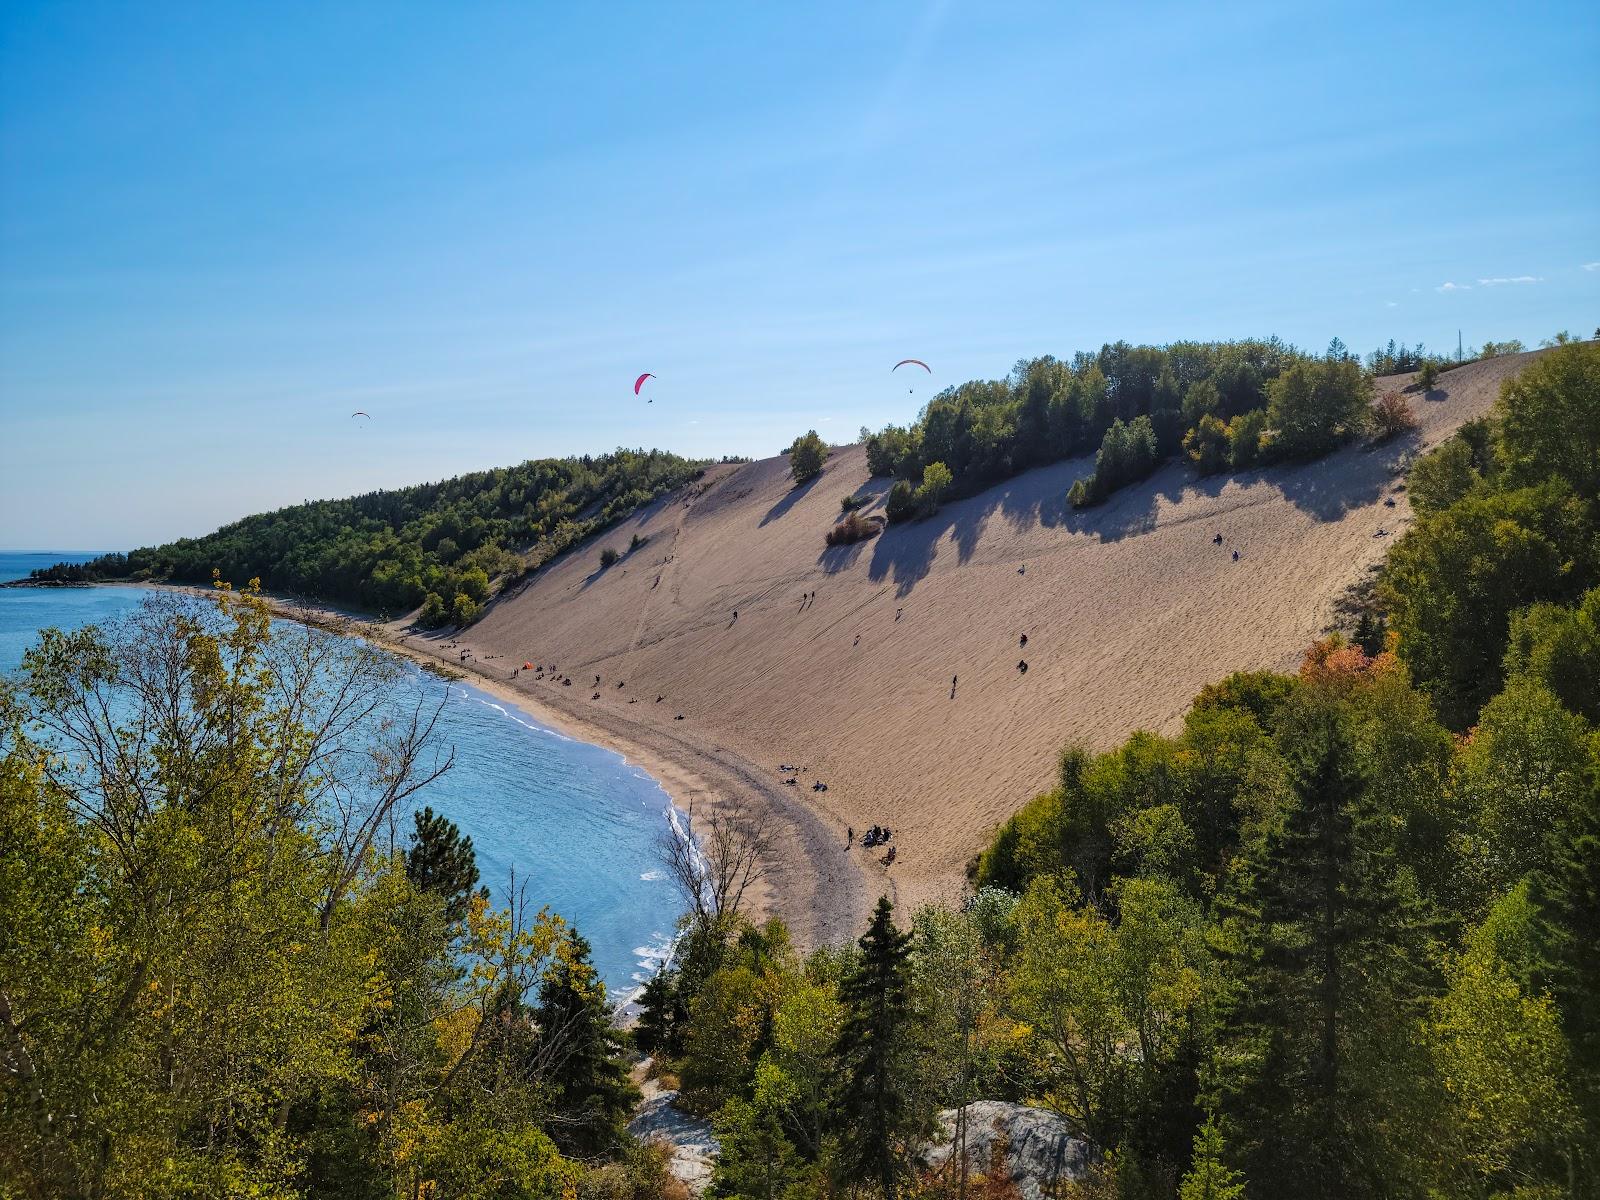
[1364,339,1431,375]
[28,449,701,621]
[630,532,649,552]
[1383,482,1593,727]
[1406,437,1483,513]
[1070,415,1160,508]
[405,805,486,925]
[1213,692,1436,1198]
[1504,586,1600,722]
[1383,348,1600,727]
[840,493,866,513]
[599,546,620,568]
[535,933,639,1158]
[885,480,918,524]
[1497,341,1600,499]
[634,973,675,1056]
[1263,346,1371,460]
[1415,360,1440,391]
[1530,778,1600,1149]
[1184,415,1230,475]
[835,897,917,1200]
[788,430,828,484]
[865,337,1306,510]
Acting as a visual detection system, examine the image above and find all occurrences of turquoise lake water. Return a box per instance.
[0,552,680,996]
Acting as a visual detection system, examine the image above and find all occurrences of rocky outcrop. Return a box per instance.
[920,1101,1091,1200]
[628,1070,719,1195]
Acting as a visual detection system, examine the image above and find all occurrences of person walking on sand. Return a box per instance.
[1020,633,1028,648]
[847,826,854,847]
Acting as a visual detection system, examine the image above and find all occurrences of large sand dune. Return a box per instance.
[401,350,1541,940]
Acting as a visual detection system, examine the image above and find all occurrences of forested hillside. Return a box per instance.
[31,334,1538,632]
[859,336,1529,518]
[638,343,1600,1198]
[29,449,703,625]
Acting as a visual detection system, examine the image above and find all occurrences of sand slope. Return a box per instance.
[407,350,1540,931]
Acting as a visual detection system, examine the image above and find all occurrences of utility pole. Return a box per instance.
[1458,329,1464,363]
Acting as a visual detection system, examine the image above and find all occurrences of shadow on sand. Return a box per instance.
[827,431,1420,599]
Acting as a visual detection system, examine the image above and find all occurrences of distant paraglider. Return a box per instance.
[893,358,931,394]
[351,411,370,420]
[634,373,656,402]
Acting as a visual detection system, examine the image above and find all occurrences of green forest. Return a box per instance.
[1,344,1595,1199]
[28,333,1536,625]
[27,450,703,627]
[859,336,1532,518]
[643,345,1600,1199]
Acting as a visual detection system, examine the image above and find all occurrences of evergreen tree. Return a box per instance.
[1179,1116,1246,1200]
[405,805,486,925]
[534,933,638,1157]
[835,896,917,1199]
[1214,692,1434,1197]
[1529,776,1600,1169]
[635,971,675,1056]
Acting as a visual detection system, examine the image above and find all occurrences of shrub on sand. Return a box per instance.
[1370,390,1420,442]
[599,546,620,568]
[826,511,885,546]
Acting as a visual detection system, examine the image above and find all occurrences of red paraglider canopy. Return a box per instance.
[633,373,656,395]
[892,359,931,373]
[523,661,535,670]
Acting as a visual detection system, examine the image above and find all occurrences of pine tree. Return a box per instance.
[635,971,675,1056]
[1214,693,1435,1197]
[534,932,638,1157]
[405,805,486,924]
[1529,777,1600,1166]
[1179,1116,1246,1200]
[835,896,917,1199]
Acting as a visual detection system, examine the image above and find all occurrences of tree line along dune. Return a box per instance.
[400,348,1549,924]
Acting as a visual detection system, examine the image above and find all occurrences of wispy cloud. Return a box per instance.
[1585,262,1600,272]
[1477,275,1542,286]
[1436,282,1470,293]
[1385,301,1398,308]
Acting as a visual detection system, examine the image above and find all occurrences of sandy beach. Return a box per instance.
[209,587,874,951]
[138,352,1538,944]
[390,352,1538,932]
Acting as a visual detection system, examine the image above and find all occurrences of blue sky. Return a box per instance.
[2,1,1596,550]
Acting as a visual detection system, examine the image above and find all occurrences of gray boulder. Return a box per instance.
[920,1101,1091,1200]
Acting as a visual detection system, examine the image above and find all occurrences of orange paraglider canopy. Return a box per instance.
[523,661,534,670]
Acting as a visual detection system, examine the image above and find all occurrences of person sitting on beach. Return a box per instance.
[1017,659,1028,673]
[1020,633,1028,647]
[1213,532,1223,545]
[1232,549,1240,561]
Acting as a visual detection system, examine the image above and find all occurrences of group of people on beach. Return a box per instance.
[847,824,896,866]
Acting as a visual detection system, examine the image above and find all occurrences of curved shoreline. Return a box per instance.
[384,622,874,950]
[141,583,872,950]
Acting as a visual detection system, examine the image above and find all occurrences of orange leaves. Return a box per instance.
[1299,633,1400,688]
